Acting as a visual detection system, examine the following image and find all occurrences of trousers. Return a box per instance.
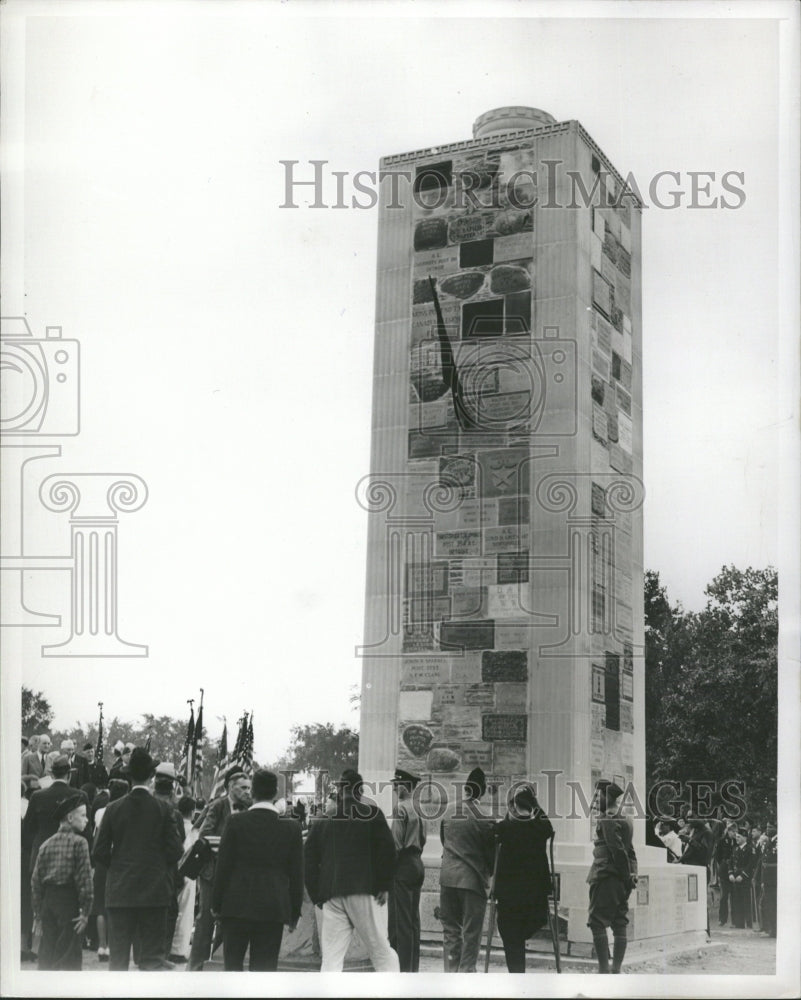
[730,880,752,928]
[717,861,731,923]
[496,901,546,973]
[188,875,214,969]
[38,884,82,971]
[587,878,629,936]
[320,894,400,972]
[222,917,284,971]
[388,852,424,972]
[107,906,167,970]
[439,885,487,973]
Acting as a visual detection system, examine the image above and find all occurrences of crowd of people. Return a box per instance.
[20,732,776,974]
[654,806,777,937]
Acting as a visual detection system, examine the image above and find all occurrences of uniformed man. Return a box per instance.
[728,826,755,929]
[388,768,427,972]
[758,821,777,937]
[586,780,637,974]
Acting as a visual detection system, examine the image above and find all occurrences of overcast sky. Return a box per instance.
[3,2,793,764]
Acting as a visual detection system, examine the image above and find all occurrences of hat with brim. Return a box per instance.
[155,762,177,780]
[53,793,85,823]
[392,768,421,789]
[224,765,247,787]
[83,742,94,752]
[127,747,158,782]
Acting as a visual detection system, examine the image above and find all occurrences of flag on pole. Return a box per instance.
[208,722,229,801]
[242,713,254,774]
[429,275,478,432]
[179,705,195,785]
[144,733,152,754]
[96,704,104,763]
[193,697,204,798]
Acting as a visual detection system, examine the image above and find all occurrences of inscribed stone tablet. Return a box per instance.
[482,650,528,682]
[621,672,634,701]
[450,587,487,619]
[450,653,482,684]
[440,620,495,651]
[436,531,481,558]
[399,690,434,721]
[620,702,634,733]
[464,684,496,707]
[617,412,633,453]
[414,218,449,251]
[498,496,529,526]
[488,583,525,619]
[483,715,527,742]
[401,656,449,688]
[440,271,486,300]
[449,213,494,243]
[442,706,483,741]
[493,744,527,773]
[461,743,493,768]
[494,232,533,263]
[497,551,529,584]
[484,526,522,554]
[592,406,608,445]
[478,448,530,498]
[494,624,531,650]
[494,683,528,711]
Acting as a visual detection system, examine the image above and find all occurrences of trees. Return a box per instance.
[22,688,55,736]
[285,722,359,779]
[645,565,778,818]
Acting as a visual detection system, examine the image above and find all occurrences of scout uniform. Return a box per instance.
[586,780,637,974]
[388,768,427,972]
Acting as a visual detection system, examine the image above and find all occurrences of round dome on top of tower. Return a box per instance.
[472,107,557,139]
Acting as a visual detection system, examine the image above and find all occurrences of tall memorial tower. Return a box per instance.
[358,107,706,952]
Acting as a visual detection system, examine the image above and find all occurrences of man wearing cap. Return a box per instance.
[30,793,93,970]
[439,766,495,973]
[153,762,187,961]
[728,826,756,929]
[93,747,184,970]
[73,742,109,790]
[586,780,638,974]
[187,764,252,971]
[305,768,400,972]
[23,756,88,873]
[109,742,133,782]
[388,768,427,972]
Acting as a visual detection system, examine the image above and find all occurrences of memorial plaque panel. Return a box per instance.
[409,596,452,624]
[484,526,522,554]
[494,683,527,711]
[406,561,450,599]
[427,746,461,772]
[494,232,533,263]
[450,587,487,619]
[637,876,650,906]
[493,743,527,773]
[490,264,531,295]
[450,653,482,684]
[464,684,496,708]
[494,623,531,650]
[401,656,450,689]
[443,706,483,741]
[401,723,436,758]
[399,690,434,721]
[461,743,493,768]
[414,218,448,251]
[478,448,530,498]
[483,714,527,742]
[403,629,436,653]
[482,650,528,682]
[440,271,486,300]
[498,496,529,526]
[435,685,463,708]
[620,702,634,733]
[621,672,634,702]
[618,412,633,453]
[436,531,481,558]
[592,406,608,445]
[440,620,495,651]
[488,582,525,619]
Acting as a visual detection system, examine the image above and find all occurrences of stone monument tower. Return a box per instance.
[358,107,706,954]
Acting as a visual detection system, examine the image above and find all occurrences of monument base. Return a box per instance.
[419,840,708,958]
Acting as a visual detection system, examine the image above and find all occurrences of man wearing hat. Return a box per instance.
[109,742,133,782]
[23,756,88,874]
[439,766,495,973]
[187,764,252,971]
[586,780,638,974]
[21,733,51,789]
[72,741,109,790]
[388,768,427,972]
[728,825,756,929]
[93,747,184,970]
[153,763,186,961]
[30,793,93,970]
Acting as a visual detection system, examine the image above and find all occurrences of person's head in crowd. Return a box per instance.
[735,826,749,847]
[80,782,97,806]
[113,740,125,759]
[225,766,252,810]
[338,769,364,804]
[511,784,539,818]
[37,734,52,755]
[27,735,40,754]
[195,797,206,812]
[766,821,776,838]
[465,767,487,803]
[177,795,195,818]
[54,793,88,835]
[154,762,178,801]
[750,825,762,843]
[122,743,134,767]
[391,768,420,803]
[127,747,157,787]
[82,742,95,762]
[45,750,63,776]
[108,778,129,802]
[252,769,278,803]
[50,755,71,782]
[60,739,76,756]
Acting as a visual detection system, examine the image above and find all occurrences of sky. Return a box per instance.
[1,2,794,765]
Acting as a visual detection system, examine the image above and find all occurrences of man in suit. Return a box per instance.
[23,756,87,872]
[21,733,51,789]
[187,765,252,970]
[153,763,186,961]
[93,747,184,971]
[72,742,109,790]
[212,769,303,971]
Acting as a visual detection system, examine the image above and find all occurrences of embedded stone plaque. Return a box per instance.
[401,724,435,757]
[482,649,527,682]
[494,682,527,711]
[427,746,461,772]
[461,743,493,768]
[498,497,529,526]
[493,232,533,263]
[464,683,496,707]
[443,706,483,741]
[450,653,482,684]
[440,620,495,651]
[414,218,448,251]
[494,623,531,650]
[401,656,449,689]
[482,714,527,742]
[440,271,485,300]
[490,265,530,294]
[493,743,527,772]
[487,583,525,619]
[450,587,487,619]
[484,526,522,554]
[399,690,434,721]
[436,530,481,558]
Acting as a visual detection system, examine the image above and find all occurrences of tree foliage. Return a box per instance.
[285,722,359,779]
[22,688,55,736]
[645,565,778,818]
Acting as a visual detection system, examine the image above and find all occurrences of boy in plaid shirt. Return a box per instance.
[31,792,93,970]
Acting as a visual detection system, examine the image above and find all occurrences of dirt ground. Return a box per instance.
[24,890,775,975]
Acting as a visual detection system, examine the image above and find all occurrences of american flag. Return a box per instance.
[96,704,104,763]
[192,701,204,797]
[242,713,254,774]
[208,722,228,801]
[179,705,195,785]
